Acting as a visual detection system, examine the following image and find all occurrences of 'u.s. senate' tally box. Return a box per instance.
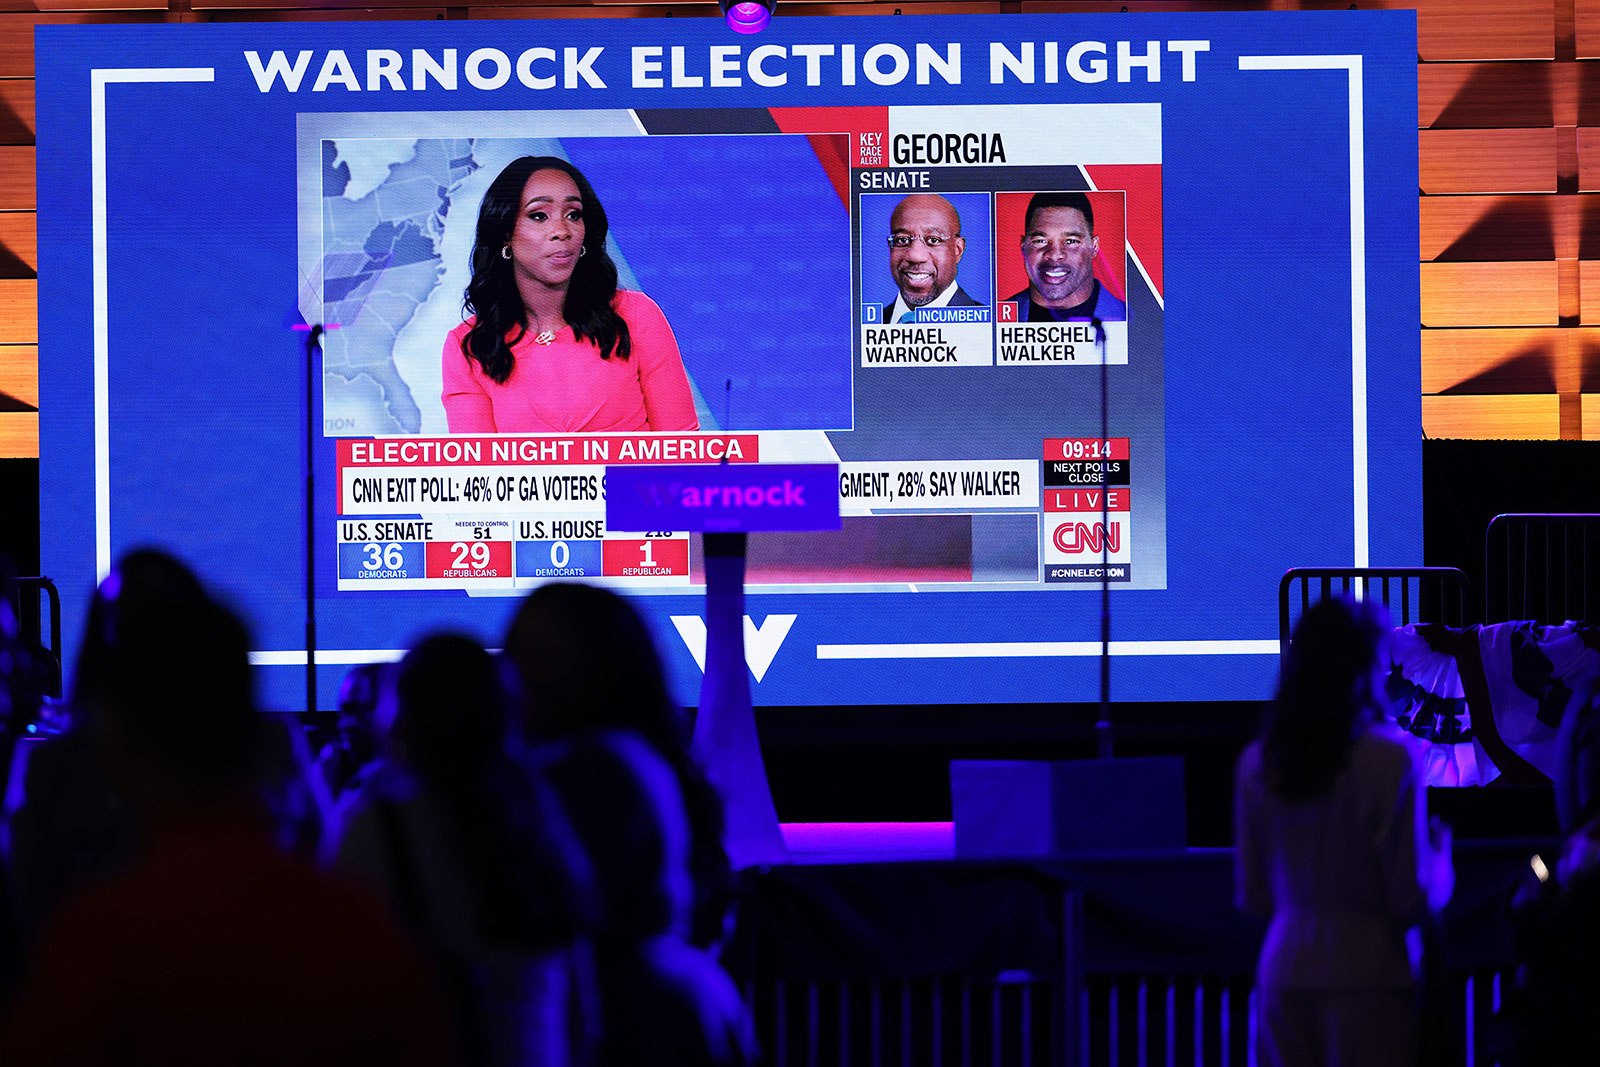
[335,433,748,589]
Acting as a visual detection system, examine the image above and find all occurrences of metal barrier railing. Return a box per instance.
[1277,567,1471,659]
[731,864,1083,1067]
[752,974,1074,1067]
[1485,513,1598,625]
[748,969,1514,1067]
[3,575,61,701]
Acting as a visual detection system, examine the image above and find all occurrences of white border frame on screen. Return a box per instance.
[90,54,1368,671]
[820,54,1368,663]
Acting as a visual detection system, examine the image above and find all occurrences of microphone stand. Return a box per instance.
[691,533,789,867]
[1094,316,1112,759]
[303,324,321,717]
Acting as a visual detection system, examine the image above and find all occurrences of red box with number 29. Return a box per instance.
[426,539,511,578]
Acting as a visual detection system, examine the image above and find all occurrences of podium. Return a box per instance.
[950,756,1186,856]
[607,463,840,868]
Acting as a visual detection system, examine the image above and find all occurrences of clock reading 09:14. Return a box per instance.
[1059,440,1116,460]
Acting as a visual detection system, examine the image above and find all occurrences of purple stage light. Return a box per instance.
[780,822,955,863]
[723,0,771,33]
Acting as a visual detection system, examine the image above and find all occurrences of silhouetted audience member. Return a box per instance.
[0,551,451,1066]
[1507,681,1600,1065]
[254,696,337,859]
[3,551,192,949]
[334,633,597,1067]
[505,583,734,950]
[4,552,334,957]
[0,563,52,1004]
[546,731,755,1067]
[321,661,391,807]
[1235,596,1453,1067]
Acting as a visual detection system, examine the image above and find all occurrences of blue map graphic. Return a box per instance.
[319,136,481,434]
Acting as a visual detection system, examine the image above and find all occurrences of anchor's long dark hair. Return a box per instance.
[461,155,631,384]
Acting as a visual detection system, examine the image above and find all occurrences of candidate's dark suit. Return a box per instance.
[883,284,983,323]
[1004,281,1126,322]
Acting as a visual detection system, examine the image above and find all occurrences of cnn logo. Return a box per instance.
[1053,521,1121,554]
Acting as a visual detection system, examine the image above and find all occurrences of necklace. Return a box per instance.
[529,313,561,346]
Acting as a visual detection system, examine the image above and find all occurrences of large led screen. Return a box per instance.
[37,13,1421,709]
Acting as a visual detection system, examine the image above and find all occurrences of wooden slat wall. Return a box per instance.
[1,8,139,454]
[1578,128,1600,190]
[1577,0,1600,59]
[1420,63,1582,129]
[0,212,36,276]
[1416,0,1597,439]
[0,2,32,457]
[189,8,448,20]
[0,343,34,404]
[0,279,37,344]
[0,0,33,455]
[1422,395,1563,439]
[190,0,446,8]
[1420,195,1587,261]
[0,1,170,12]
[0,80,33,144]
[0,13,178,79]
[0,0,1593,456]
[1420,129,1558,194]
[1421,327,1585,393]
[0,338,34,454]
[1422,262,1562,327]
[0,146,34,211]
[0,412,36,456]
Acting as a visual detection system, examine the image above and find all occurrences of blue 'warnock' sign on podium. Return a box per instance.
[607,464,841,533]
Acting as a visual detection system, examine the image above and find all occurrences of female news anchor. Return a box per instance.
[442,156,699,433]
[1234,596,1453,1067]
